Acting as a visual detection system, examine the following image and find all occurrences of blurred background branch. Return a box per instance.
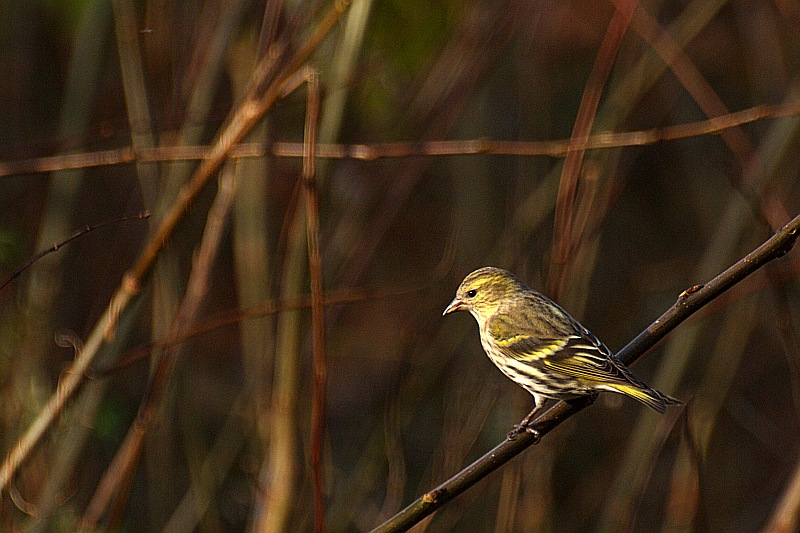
[2,99,799,177]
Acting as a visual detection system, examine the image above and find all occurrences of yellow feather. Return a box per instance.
[602,383,666,413]
[494,337,566,360]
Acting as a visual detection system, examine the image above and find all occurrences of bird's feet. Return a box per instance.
[507,404,542,441]
[507,424,541,443]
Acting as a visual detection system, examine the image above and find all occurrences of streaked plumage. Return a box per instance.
[444,267,679,433]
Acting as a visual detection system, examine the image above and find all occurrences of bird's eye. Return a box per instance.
[466,289,477,298]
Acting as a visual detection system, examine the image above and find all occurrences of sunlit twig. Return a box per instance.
[1,101,799,178]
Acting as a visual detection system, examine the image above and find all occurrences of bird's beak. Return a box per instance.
[443,297,466,316]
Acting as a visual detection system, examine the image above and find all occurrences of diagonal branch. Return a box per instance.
[371,211,800,533]
[0,212,150,293]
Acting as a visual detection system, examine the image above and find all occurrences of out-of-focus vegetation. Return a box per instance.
[2,0,800,531]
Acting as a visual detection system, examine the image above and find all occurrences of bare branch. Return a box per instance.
[1,101,799,178]
[0,212,150,293]
[300,67,327,533]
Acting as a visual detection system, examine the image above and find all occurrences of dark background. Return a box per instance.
[2,0,800,531]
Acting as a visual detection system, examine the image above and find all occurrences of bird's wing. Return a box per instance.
[540,335,640,385]
[487,313,571,361]
[489,312,644,387]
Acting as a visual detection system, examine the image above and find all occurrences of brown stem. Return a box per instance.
[301,67,327,533]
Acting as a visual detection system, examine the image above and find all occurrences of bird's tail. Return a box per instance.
[605,383,681,413]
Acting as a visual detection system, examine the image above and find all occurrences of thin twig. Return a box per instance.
[1,100,799,178]
[93,285,433,377]
[0,212,150,293]
[371,211,800,533]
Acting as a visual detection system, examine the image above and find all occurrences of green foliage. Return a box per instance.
[42,0,95,35]
[0,227,21,267]
[93,397,128,445]
[357,0,465,132]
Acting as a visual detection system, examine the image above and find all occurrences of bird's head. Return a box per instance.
[443,267,526,323]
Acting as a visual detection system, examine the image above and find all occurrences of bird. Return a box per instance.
[443,266,680,438]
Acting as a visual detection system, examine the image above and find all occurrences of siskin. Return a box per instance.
[444,267,680,437]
